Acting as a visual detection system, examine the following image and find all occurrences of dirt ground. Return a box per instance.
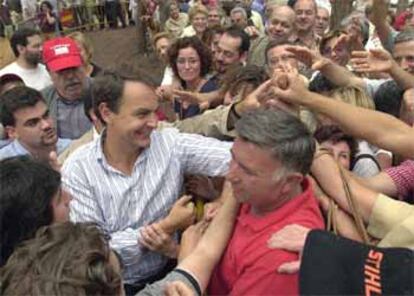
[85,26,164,84]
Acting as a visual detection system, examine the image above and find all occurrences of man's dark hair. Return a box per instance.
[308,72,337,93]
[0,156,61,266]
[287,0,297,7]
[224,25,250,54]
[10,27,40,57]
[314,125,358,168]
[373,80,403,117]
[0,86,45,127]
[40,0,53,11]
[221,64,269,96]
[92,71,154,124]
[236,109,315,175]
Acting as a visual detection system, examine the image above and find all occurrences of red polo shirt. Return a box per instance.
[208,178,324,295]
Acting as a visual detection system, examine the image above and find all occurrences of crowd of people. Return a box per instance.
[1,0,414,295]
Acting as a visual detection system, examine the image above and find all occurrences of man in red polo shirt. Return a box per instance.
[209,109,325,295]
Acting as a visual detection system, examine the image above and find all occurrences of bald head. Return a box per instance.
[267,5,296,42]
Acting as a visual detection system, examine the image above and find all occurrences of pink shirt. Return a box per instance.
[385,160,414,201]
[208,179,325,296]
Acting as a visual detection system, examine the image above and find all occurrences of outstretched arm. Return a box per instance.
[272,72,414,159]
[177,182,239,291]
[351,49,414,90]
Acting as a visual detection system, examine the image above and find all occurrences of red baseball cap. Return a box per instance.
[43,37,83,72]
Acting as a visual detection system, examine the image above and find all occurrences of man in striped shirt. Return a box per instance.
[61,73,232,291]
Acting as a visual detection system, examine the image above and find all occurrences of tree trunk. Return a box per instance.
[330,0,355,30]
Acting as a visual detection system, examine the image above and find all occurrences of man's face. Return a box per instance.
[208,9,221,27]
[21,34,43,66]
[214,33,244,74]
[170,4,180,19]
[294,0,316,32]
[7,101,58,150]
[231,12,247,28]
[155,37,170,63]
[315,7,330,37]
[210,32,223,58]
[227,138,287,211]
[192,13,208,35]
[393,40,414,74]
[321,36,350,66]
[267,8,296,43]
[266,45,298,74]
[49,66,87,100]
[51,188,72,223]
[106,81,159,150]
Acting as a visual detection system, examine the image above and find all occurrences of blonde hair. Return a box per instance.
[329,85,375,110]
[189,4,208,22]
[68,31,94,64]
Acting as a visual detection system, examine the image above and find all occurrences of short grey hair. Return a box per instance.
[394,29,414,46]
[231,6,248,20]
[235,109,316,175]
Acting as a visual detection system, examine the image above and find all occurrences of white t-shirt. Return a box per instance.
[0,62,52,91]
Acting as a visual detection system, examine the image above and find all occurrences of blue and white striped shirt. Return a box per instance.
[62,128,232,284]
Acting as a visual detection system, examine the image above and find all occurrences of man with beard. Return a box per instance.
[248,5,297,67]
[41,37,92,139]
[0,86,71,161]
[0,28,52,90]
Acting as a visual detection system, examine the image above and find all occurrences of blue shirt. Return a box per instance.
[0,138,72,160]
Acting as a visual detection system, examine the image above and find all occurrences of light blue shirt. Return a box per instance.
[62,128,232,285]
[0,138,72,160]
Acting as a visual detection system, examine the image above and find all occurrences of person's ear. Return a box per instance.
[98,102,113,125]
[5,125,17,140]
[280,172,304,196]
[240,51,248,64]
[16,44,26,56]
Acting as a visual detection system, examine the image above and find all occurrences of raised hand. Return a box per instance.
[351,48,394,74]
[284,45,329,71]
[173,89,211,110]
[234,79,273,115]
[161,195,196,233]
[270,70,309,106]
[267,224,311,274]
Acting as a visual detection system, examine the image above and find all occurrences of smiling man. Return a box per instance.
[62,73,232,293]
[0,86,71,161]
[292,0,318,49]
[208,109,324,295]
[248,5,297,68]
[41,37,92,139]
